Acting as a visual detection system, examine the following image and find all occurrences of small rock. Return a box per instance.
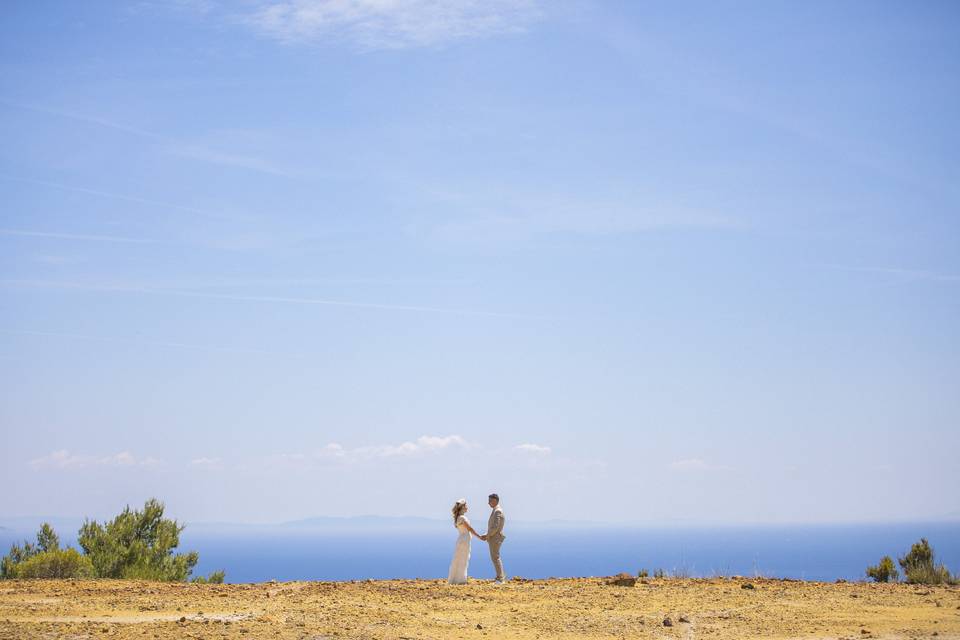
[662,617,673,627]
[476,623,483,629]
[861,630,870,635]
[179,616,186,623]
[607,572,637,587]
[678,615,690,623]
[741,583,755,590]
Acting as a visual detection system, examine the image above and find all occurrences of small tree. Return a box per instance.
[2,542,33,578]
[1,522,59,579]
[866,555,898,583]
[78,498,199,581]
[36,524,60,553]
[1,523,90,580]
[898,538,955,585]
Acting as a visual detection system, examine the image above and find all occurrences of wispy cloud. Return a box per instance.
[407,187,741,245]
[272,435,472,465]
[0,279,532,319]
[29,449,161,470]
[669,458,732,473]
[0,175,231,221]
[0,99,163,140]
[514,443,551,455]
[820,264,960,285]
[166,143,298,178]
[0,228,153,244]
[3,329,307,359]
[0,100,300,180]
[238,0,540,50]
[191,457,224,469]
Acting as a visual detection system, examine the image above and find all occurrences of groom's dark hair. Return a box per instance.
[488,493,499,501]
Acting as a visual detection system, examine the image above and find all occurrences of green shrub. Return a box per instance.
[866,555,898,582]
[78,498,199,582]
[2,542,36,578]
[191,570,226,584]
[1,522,61,579]
[12,548,94,579]
[898,538,956,585]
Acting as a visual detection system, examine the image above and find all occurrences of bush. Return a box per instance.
[637,569,649,578]
[1,522,61,579]
[653,568,665,578]
[898,538,956,585]
[191,570,226,584]
[866,555,898,582]
[11,549,94,579]
[78,498,199,582]
[1,542,36,578]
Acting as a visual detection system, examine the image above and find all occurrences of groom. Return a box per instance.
[480,493,506,583]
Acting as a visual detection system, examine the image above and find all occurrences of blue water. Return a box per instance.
[3,521,958,584]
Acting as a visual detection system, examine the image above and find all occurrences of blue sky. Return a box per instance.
[1,1,958,525]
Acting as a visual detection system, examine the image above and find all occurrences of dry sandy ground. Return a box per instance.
[1,577,958,639]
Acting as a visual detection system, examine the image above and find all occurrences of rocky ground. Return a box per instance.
[1,576,958,639]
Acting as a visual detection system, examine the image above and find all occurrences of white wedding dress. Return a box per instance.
[447,515,471,584]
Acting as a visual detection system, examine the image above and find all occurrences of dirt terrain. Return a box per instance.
[1,576,958,639]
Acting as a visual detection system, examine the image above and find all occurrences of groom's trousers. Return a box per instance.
[487,539,505,581]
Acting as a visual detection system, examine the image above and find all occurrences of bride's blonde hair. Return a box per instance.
[451,499,467,526]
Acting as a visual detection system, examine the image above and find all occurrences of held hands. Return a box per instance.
[479,534,487,541]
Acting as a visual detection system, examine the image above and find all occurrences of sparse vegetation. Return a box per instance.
[1,522,92,579]
[866,555,898,583]
[637,568,649,578]
[897,538,956,585]
[9,548,94,579]
[2,499,224,583]
[191,570,226,584]
[79,498,199,581]
[653,568,665,578]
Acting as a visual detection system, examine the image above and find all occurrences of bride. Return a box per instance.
[447,499,482,584]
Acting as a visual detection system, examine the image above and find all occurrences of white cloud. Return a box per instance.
[29,449,161,470]
[273,434,472,466]
[669,458,731,472]
[365,434,470,457]
[514,443,551,455]
[239,0,540,50]
[191,456,223,468]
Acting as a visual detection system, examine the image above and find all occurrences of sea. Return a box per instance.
[2,519,958,584]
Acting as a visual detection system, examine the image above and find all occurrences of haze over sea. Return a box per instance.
[3,518,957,584]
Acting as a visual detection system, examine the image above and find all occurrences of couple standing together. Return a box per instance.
[448,493,506,585]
